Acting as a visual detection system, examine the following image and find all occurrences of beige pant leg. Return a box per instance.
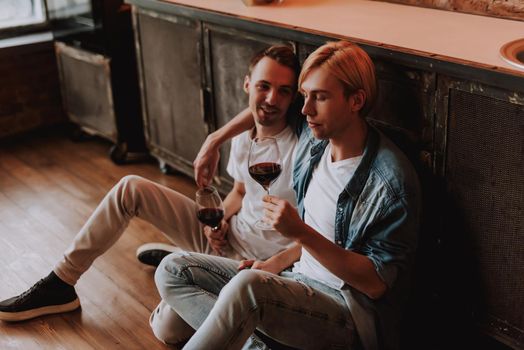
[54,175,213,285]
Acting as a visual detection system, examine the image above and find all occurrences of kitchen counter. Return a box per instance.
[150,0,524,77]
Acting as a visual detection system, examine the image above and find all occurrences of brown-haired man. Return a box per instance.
[0,45,302,348]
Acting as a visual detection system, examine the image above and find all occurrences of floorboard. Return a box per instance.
[0,129,198,349]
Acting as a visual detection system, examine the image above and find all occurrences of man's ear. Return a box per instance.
[243,75,250,94]
[350,89,366,113]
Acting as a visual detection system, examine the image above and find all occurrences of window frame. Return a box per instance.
[0,0,50,39]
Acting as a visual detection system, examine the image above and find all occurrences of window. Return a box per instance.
[0,0,93,38]
[47,0,92,21]
[0,0,46,30]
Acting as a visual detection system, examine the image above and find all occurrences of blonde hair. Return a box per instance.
[299,41,377,117]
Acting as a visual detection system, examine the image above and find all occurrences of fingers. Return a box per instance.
[193,144,220,187]
[251,260,265,270]
[199,163,218,188]
[262,195,276,204]
[208,163,218,182]
[237,259,255,270]
[262,196,281,220]
[210,237,228,256]
[206,229,222,240]
[210,237,228,246]
[263,195,288,208]
[193,154,204,186]
[261,196,292,229]
[262,195,279,212]
[237,260,268,271]
[204,222,229,256]
[195,165,212,188]
[260,199,276,227]
[211,230,225,240]
[205,222,227,240]
[197,167,209,188]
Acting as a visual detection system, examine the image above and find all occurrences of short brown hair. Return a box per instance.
[299,41,377,117]
[248,45,300,88]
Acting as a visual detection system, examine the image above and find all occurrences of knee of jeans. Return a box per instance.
[149,306,170,343]
[150,303,194,345]
[222,269,266,299]
[154,254,189,298]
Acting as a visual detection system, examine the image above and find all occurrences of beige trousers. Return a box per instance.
[53,175,244,345]
[54,175,243,285]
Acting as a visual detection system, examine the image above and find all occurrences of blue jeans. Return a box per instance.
[155,251,356,350]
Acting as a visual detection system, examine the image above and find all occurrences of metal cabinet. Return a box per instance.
[134,9,289,192]
[56,42,117,141]
[134,9,208,176]
[434,77,524,349]
[369,60,435,162]
[55,1,147,164]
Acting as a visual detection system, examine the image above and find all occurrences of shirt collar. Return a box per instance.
[343,126,379,199]
[307,125,380,200]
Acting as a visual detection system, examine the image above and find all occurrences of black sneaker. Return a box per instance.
[136,243,181,267]
[0,274,80,322]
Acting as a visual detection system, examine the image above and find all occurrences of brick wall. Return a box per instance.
[374,0,524,21]
[0,41,66,139]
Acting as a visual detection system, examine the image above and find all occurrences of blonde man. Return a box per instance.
[168,41,421,350]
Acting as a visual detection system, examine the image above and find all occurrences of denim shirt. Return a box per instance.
[292,120,421,350]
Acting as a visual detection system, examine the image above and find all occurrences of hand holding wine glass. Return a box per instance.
[248,137,282,229]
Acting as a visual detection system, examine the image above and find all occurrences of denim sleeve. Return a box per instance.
[359,195,419,288]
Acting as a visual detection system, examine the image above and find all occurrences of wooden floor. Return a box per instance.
[0,128,197,349]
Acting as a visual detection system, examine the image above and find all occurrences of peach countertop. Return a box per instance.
[156,0,524,78]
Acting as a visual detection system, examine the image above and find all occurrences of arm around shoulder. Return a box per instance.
[194,108,254,187]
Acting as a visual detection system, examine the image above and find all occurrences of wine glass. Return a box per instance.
[195,186,224,231]
[248,137,282,229]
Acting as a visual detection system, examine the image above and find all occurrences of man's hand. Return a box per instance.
[203,219,229,255]
[237,259,283,275]
[193,134,221,188]
[262,195,305,240]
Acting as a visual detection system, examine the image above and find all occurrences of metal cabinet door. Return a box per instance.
[436,77,524,349]
[134,9,207,177]
[55,42,117,142]
[203,24,291,193]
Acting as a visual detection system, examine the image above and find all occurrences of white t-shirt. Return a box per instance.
[293,143,363,289]
[226,126,298,260]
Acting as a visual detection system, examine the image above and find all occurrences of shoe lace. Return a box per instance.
[14,279,46,305]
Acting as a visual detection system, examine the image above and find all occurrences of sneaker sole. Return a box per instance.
[0,298,80,322]
[136,242,181,256]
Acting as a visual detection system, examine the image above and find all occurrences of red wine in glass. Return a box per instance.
[197,208,224,228]
[248,137,282,229]
[248,162,282,191]
[195,186,224,230]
